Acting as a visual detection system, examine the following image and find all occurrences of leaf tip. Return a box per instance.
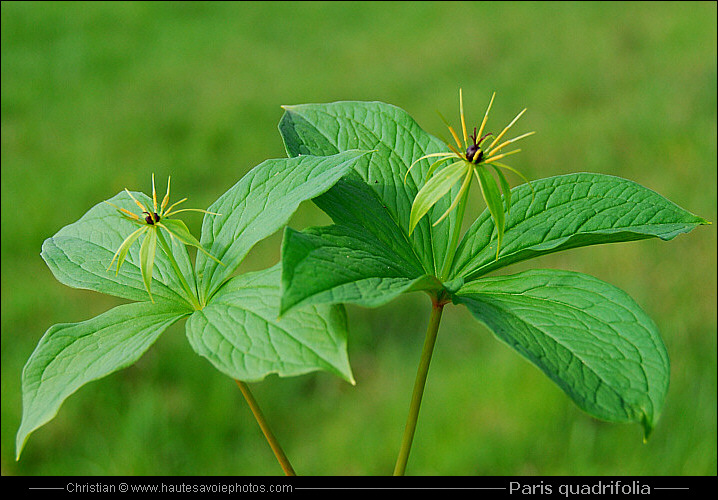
[407,220,418,235]
[276,302,288,321]
[338,364,356,386]
[15,423,32,461]
[640,411,656,443]
[277,296,299,320]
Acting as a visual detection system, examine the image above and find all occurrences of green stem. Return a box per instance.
[156,229,201,309]
[155,233,293,475]
[439,174,472,281]
[393,300,445,476]
[235,380,297,476]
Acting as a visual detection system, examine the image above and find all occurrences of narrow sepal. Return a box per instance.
[475,166,505,258]
[139,228,158,302]
[409,161,467,234]
[490,164,512,213]
[107,226,148,275]
[159,219,223,265]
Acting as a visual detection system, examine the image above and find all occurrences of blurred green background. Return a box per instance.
[2,1,715,476]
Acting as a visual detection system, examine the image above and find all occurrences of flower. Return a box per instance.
[407,90,534,258]
[105,174,222,302]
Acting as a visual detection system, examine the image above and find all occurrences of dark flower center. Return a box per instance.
[466,144,483,163]
[144,212,160,225]
[466,128,491,164]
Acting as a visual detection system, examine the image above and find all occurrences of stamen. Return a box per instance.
[125,189,151,214]
[487,108,527,151]
[164,197,188,216]
[459,88,468,148]
[119,207,140,220]
[446,123,463,151]
[152,173,158,212]
[104,201,141,221]
[487,131,535,155]
[437,111,463,151]
[161,177,171,214]
[476,92,496,147]
[446,143,463,158]
[484,149,521,164]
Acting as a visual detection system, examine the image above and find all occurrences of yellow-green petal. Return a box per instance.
[475,166,505,259]
[408,160,468,234]
[491,160,535,203]
[426,156,457,181]
[159,219,223,265]
[434,167,473,227]
[107,226,147,275]
[490,164,513,213]
[139,228,158,302]
[404,152,455,183]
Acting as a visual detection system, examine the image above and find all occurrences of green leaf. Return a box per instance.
[195,151,370,302]
[451,173,710,281]
[281,225,441,313]
[454,269,669,437]
[279,170,442,314]
[16,301,190,458]
[314,171,429,274]
[279,100,461,278]
[185,265,354,384]
[409,161,467,234]
[42,191,195,306]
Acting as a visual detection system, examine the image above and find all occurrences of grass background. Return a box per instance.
[2,1,715,476]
